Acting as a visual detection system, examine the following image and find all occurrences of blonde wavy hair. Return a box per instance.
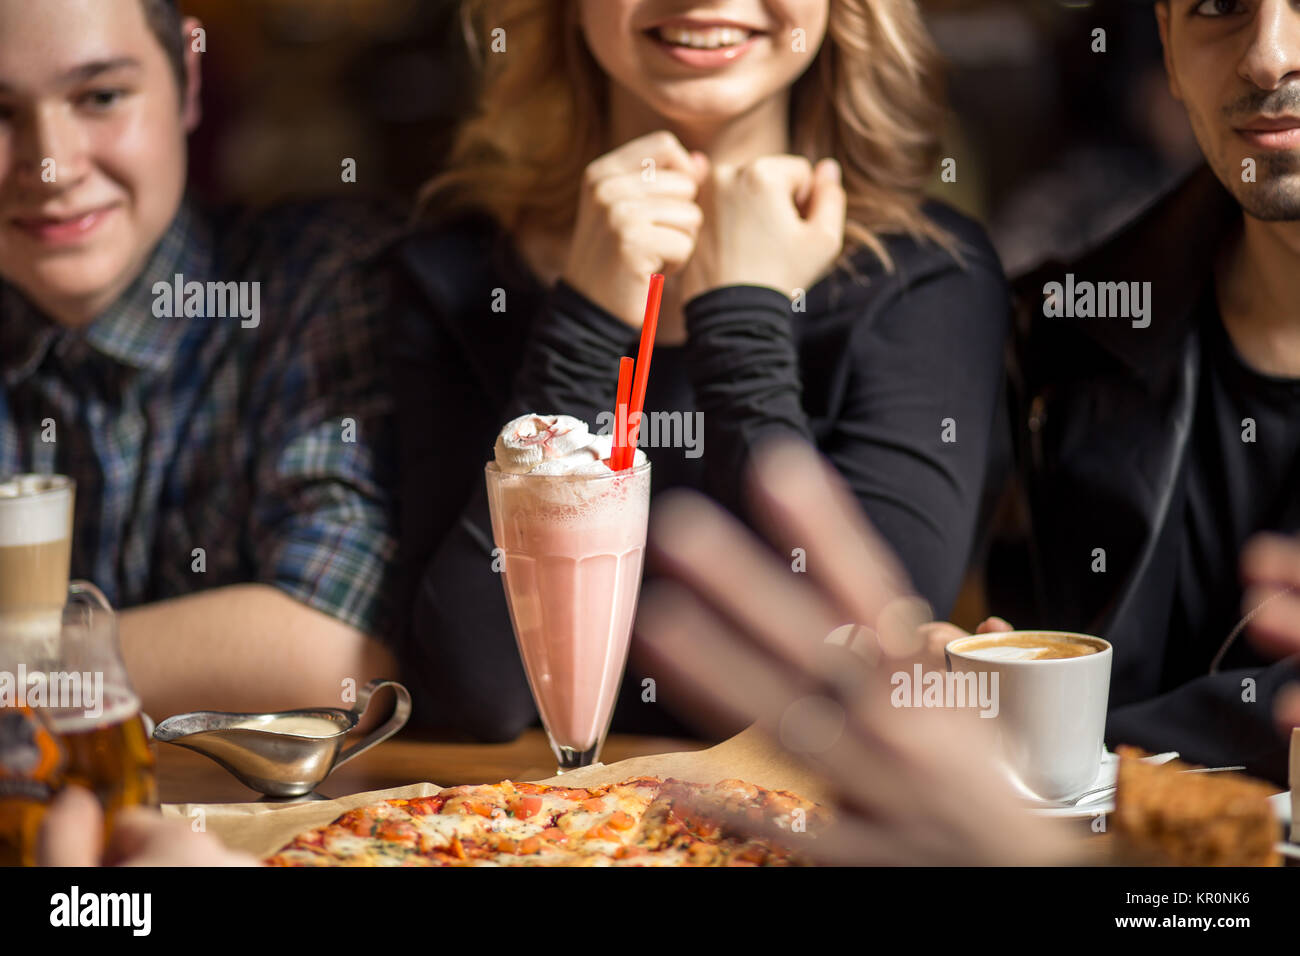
[423,0,952,272]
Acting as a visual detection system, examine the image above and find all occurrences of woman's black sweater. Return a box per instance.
[388,202,1011,741]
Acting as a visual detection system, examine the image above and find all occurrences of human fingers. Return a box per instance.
[803,158,846,238]
[592,169,702,205]
[739,154,816,205]
[605,197,703,240]
[107,808,261,867]
[636,575,919,826]
[1273,684,1300,738]
[585,130,704,187]
[36,786,103,867]
[649,488,870,696]
[743,438,919,655]
[1242,584,1300,659]
[918,621,970,668]
[636,581,1057,864]
[1240,533,1300,590]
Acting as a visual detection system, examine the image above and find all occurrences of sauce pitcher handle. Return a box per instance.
[334,679,411,768]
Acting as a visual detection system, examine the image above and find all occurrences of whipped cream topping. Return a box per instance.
[494,413,645,476]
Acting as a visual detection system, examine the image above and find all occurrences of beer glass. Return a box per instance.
[0,583,157,866]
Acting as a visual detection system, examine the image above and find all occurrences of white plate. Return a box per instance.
[1268,790,1292,828]
[1025,752,1293,826]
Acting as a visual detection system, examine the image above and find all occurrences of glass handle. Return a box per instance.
[64,581,135,696]
[68,580,113,612]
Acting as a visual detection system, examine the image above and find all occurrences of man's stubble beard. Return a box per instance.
[1232,153,1300,221]
[1209,82,1300,221]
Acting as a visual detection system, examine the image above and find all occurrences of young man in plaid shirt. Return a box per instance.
[0,0,402,720]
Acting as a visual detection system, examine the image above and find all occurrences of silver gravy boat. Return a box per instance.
[153,679,411,799]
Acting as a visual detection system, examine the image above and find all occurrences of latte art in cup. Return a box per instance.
[950,633,1104,661]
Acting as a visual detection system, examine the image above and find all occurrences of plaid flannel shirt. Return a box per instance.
[0,198,402,640]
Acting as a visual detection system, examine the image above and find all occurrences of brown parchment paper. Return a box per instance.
[161,725,830,860]
[1291,728,1298,844]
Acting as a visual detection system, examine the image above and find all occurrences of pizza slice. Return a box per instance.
[264,776,827,867]
[266,777,665,867]
[627,778,828,866]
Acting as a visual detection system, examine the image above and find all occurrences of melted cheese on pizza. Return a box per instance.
[264,776,822,867]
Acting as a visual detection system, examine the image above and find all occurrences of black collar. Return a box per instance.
[1021,165,1240,384]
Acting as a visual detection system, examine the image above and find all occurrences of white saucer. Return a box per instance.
[1024,751,1126,819]
[1024,752,1293,825]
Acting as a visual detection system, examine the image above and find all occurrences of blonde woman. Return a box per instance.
[391,1,1010,740]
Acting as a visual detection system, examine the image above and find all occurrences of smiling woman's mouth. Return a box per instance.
[649,25,756,49]
[643,24,765,67]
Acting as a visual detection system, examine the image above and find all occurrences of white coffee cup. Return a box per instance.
[945,630,1112,802]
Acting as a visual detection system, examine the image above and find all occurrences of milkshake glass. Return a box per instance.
[485,457,650,772]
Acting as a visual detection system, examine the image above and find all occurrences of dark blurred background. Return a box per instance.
[183,0,1202,276]
[184,0,471,210]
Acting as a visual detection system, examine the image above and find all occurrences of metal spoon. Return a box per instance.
[1063,765,1248,808]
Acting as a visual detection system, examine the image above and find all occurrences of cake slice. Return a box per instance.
[1113,746,1281,866]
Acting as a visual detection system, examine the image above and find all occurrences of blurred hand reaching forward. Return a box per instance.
[635,438,1076,865]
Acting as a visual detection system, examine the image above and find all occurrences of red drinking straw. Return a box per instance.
[612,355,633,470]
[620,273,664,470]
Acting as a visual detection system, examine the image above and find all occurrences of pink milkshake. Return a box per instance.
[486,414,650,771]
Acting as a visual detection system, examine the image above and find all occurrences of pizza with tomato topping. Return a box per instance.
[264,776,826,867]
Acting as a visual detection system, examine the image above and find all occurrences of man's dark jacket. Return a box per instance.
[1008,165,1300,785]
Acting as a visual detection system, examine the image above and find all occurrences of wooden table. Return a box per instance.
[156,728,708,805]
